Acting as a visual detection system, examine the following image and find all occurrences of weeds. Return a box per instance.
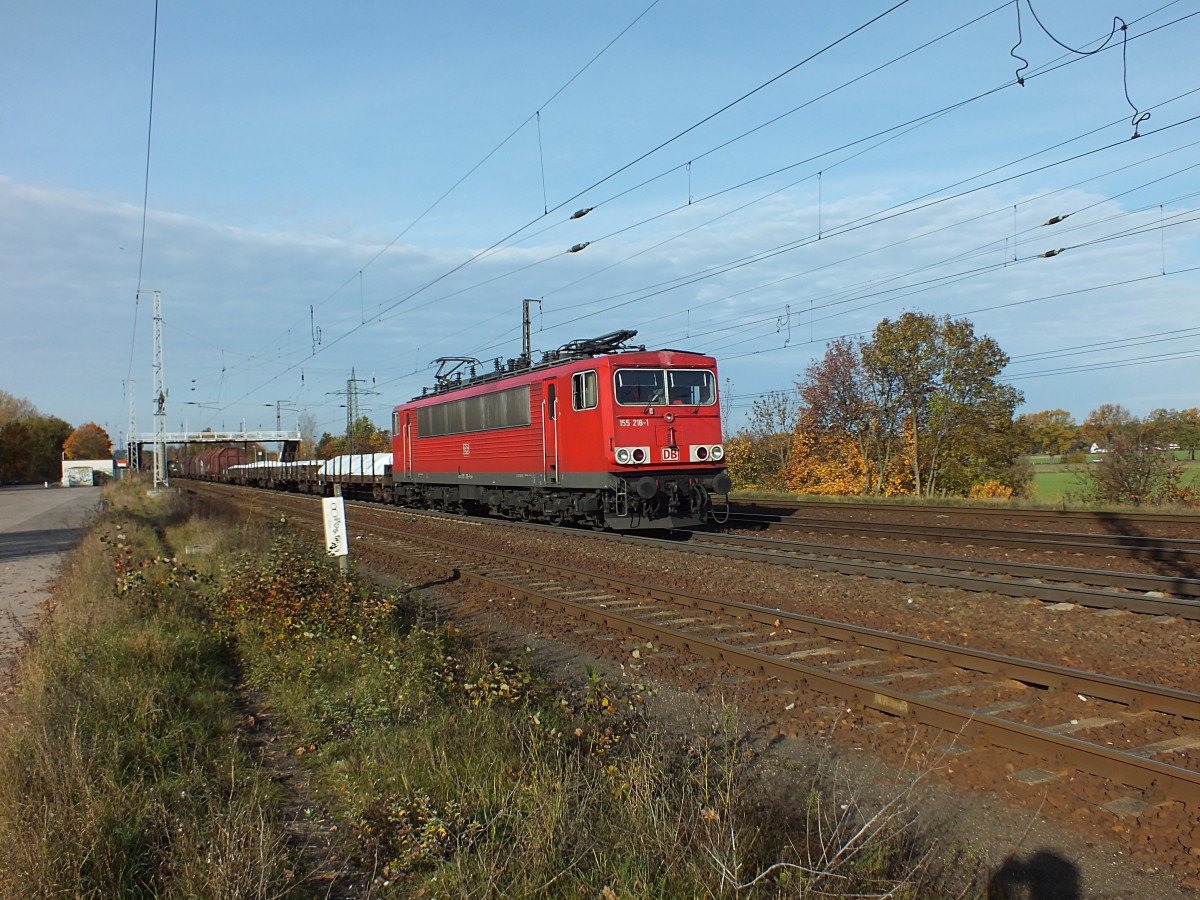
[0,480,978,897]
[0,480,295,897]
[214,524,970,896]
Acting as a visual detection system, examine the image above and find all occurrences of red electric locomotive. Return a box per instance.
[390,330,731,530]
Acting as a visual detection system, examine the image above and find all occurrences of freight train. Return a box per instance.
[183,329,731,531]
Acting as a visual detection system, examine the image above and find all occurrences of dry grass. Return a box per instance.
[0,480,980,897]
[216,525,976,897]
[0,480,296,898]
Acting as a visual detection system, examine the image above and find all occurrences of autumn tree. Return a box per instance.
[1017,409,1077,456]
[865,313,1023,496]
[0,415,72,483]
[0,390,37,429]
[1180,409,1200,461]
[1079,404,1137,450]
[792,314,1025,498]
[0,420,30,482]
[723,433,778,491]
[316,416,390,458]
[784,428,878,495]
[350,415,390,454]
[936,413,1032,498]
[316,433,337,459]
[736,389,802,490]
[63,422,113,460]
[1145,408,1200,459]
[791,337,905,495]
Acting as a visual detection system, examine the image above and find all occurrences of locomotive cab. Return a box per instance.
[597,354,730,529]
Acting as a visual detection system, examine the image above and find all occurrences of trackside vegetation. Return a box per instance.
[0,485,293,895]
[724,314,1198,509]
[0,479,978,897]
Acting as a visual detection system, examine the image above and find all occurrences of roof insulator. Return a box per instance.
[568,242,590,253]
[571,207,594,219]
[1040,248,1065,258]
[1042,214,1070,226]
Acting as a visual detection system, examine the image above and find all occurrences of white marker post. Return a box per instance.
[322,485,349,576]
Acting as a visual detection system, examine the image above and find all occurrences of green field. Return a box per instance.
[1027,454,1200,501]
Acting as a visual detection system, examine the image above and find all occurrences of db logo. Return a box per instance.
[661,447,679,462]
[462,443,471,456]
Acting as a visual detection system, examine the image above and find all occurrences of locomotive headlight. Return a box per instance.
[615,446,650,465]
[690,444,724,462]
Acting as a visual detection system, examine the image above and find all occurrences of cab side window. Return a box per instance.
[573,370,598,410]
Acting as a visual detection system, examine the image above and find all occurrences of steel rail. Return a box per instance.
[355,502,1200,607]
[681,531,1200,600]
[363,526,1200,804]
[197,484,1200,804]
[730,498,1200,531]
[194,481,1200,615]
[428,541,1200,717]
[631,531,1200,619]
[723,511,1200,563]
[373,503,1200,607]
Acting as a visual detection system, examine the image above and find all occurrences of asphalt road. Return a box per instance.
[0,484,102,684]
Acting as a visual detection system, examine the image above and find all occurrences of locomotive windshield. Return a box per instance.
[615,368,715,406]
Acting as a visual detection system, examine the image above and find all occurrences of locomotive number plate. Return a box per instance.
[618,418,648,427]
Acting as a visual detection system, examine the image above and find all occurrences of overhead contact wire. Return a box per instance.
[125,0,160,388]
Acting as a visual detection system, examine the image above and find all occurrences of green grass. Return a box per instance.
[1182,460,1200,487]
[1028,470,1081,501]
[1027,457,1200,501]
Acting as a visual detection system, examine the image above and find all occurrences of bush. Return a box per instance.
[1077,438,1192,506]
[969,480,1013,500]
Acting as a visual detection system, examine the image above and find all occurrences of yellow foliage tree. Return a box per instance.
[784,424,913,496]
[724,433,776,490]
[784,429,864,495]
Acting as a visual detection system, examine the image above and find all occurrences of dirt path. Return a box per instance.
[0,485,102,691]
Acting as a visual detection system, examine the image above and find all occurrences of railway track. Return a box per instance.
[671,531,1200,618]
[729,498,1200,534]
[722,508,1200,566]
[193,483,1200,808]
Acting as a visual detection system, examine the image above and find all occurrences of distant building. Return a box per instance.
[61,458,115,487]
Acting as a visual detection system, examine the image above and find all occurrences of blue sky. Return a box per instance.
[1,0,1197,445]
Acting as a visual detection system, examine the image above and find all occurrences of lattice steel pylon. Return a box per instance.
[329,368,377,456]
[125,379,138,472]
[151,290,168,488]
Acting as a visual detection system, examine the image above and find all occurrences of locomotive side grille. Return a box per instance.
[418,385,531,437]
